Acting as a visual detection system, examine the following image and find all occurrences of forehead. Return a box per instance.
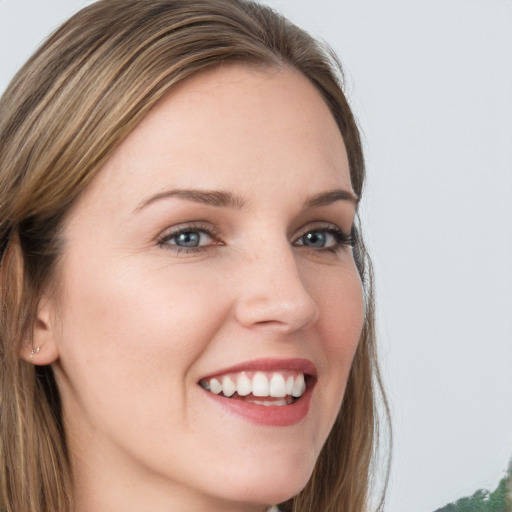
[76,64,351,215]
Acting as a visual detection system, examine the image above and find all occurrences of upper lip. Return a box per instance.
[198,358,317,381]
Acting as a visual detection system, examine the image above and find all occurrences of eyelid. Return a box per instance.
[293,222,351,240]
[157,222,223,247]
[293,222,355,250]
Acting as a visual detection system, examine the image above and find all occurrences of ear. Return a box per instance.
[20,298,60,365]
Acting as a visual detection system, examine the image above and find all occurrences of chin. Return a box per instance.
[216,454,316,506]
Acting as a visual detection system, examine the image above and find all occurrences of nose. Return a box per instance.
[234,243,320,334]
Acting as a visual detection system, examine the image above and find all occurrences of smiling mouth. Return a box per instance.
[199,370,310,406]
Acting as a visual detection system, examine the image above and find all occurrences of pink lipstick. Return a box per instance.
[198,358,316,426]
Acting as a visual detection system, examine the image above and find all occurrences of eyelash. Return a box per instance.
[157,223,222,254]
[157,223,354,254]
[294,225,355,253]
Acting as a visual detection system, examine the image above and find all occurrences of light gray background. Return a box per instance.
[1,1,511,512]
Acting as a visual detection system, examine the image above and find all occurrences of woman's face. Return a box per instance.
[43,65,364,511]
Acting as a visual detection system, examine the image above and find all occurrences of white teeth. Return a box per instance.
[236,373,252,396]
[222,376,236,397]
[250,398,288,406]
[209,378,222,394]
[200,371,308,400]
[269,373,287,398]
[286,376,294,396]
[252,372,270,397]
[292,373,306,398]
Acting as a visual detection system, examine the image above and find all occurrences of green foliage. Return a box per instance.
[432,466,511,512]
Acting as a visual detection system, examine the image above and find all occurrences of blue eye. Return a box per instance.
[301,231,329,248]
[174,231,201,247]
[159,228,215,250]
[295,227,354,251]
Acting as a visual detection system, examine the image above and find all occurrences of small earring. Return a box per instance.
[29,346,41,358]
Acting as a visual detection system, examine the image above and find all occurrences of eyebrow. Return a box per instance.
[135,187,358,213]
[303,189,359,208]
[135,189,246,212]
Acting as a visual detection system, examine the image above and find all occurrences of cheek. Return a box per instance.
[52,256,241,476]
[60,254,227,346]
[311,262,363,410]
[314,264,364,359]
[54,256,231,415]
[296,262,363,454]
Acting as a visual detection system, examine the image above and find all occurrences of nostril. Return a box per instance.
[254,320,283,327]
[252,317,315,334]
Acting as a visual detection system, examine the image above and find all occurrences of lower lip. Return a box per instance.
[201,382,315,427]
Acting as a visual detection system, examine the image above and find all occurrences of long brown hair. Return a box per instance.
[0,1,390,511]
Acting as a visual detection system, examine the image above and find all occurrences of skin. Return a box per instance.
[31,65,364,512]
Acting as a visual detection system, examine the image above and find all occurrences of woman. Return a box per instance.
[0,1,390,511]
